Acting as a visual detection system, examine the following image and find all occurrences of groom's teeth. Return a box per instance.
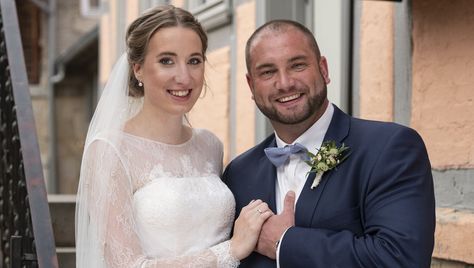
[278,94,301,103]
[169,90,190,97]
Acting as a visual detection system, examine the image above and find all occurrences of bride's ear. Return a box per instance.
[133,63,142,80]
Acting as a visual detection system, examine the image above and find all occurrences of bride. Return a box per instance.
[75,5,272,267]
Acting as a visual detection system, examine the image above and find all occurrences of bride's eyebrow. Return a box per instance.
[190,52,204,58]
[156,52,203,58]
[157,52,175,57]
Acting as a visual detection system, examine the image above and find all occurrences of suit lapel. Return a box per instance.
[255,137,278,212]
[295,105,351,226]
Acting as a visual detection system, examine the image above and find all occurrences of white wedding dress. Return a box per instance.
[76,128,239,267]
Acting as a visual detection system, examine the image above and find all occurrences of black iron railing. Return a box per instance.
[0,0,58,267]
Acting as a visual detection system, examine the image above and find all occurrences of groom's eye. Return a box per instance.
[260,69,276,78]
[292,62,307,71]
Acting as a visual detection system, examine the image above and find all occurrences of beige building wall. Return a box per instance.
[171,0,184,8]
[235,1,256,155]
[126,2,140,25]
[189,47,231,163]
[433,208,474,264]
[99,1,119,87]
[411,0,474,170]
[358,1,394,122]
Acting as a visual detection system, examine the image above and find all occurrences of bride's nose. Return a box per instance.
[174,64,191,85]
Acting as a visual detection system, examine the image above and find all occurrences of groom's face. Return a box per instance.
[246,28,330,126]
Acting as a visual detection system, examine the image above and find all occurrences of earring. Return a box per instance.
[138,81,143,87]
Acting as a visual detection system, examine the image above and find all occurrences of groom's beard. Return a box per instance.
[255,84,327,125]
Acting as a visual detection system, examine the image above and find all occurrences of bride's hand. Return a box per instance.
[230,200,273,260]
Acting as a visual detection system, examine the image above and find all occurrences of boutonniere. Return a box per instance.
[305,141,350,189]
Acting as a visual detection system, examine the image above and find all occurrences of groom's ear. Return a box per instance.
[319,56,331,84]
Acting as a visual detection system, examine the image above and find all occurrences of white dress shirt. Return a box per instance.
[275,103,334,267]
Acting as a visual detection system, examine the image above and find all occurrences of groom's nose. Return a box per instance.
[275,71,296,91]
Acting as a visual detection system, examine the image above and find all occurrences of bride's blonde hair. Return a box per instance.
[125,5,208,97]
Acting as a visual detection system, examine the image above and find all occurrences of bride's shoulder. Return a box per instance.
[93,130,126,143]
[193,128,220,140]
[86,130,128,151]
[193,128,223,148]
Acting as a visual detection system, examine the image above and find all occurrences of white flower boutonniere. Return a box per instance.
[305,141,350,189]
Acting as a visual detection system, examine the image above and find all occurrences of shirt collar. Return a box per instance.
[275,103,334,153]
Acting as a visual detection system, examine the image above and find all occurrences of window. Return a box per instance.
[80,0,103,17]
[187,0,231,30]
[142,0,171,9]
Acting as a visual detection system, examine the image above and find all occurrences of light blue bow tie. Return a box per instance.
[264,142,309,167]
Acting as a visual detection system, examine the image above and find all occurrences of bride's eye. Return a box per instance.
[188,57,203,65]
[159,58,174,65]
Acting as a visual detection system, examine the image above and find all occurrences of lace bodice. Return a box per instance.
[76,128,239,267]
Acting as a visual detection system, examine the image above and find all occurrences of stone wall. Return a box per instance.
[29,0,98,191]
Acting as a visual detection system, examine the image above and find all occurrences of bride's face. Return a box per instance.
[134,26,205,116]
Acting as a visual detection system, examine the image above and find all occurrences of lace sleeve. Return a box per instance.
[76,139,239,268]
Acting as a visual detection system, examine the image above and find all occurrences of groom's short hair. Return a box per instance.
[245,20,322,74]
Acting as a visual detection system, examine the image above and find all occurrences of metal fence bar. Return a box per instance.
[0,0,58,267]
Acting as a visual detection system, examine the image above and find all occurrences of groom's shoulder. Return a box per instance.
[349,116,425,146]
[333,104,410,137]
[352,116,402,131]
[351,116,413,135]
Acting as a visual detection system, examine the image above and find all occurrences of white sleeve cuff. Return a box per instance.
[276,227,291,268]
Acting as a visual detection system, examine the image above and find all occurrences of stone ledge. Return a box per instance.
[48,194,76,203]
[434,208,474,264]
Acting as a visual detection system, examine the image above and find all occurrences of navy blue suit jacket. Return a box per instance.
[223,105,435,267]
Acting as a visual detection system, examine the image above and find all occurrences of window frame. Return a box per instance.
[80,0,103,17]
[187,0,231,30]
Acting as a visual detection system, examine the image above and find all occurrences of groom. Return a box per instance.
[223,20,435,267]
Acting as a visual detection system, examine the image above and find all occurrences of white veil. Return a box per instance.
[75,53,143,267]
[84,53,142,147]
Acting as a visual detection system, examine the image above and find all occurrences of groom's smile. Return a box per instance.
[276,93,303,103]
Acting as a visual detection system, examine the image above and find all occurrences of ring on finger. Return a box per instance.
[257,208,263,214]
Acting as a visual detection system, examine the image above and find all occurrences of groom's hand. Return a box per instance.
[255,191,295,259]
